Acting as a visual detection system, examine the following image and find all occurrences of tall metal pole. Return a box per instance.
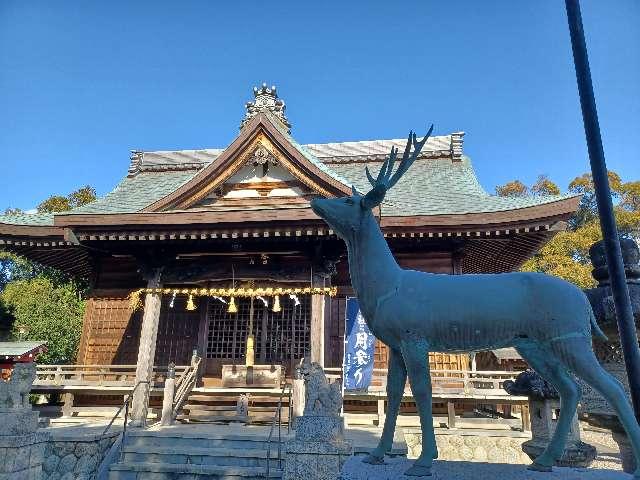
[565,0,640,421]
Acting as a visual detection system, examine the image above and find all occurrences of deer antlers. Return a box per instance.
[361,125,434,210]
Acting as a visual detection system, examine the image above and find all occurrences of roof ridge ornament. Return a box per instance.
[450,131,465,162]
[241,83,291,133]
[128,150,144,176]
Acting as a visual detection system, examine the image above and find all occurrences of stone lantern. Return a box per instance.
[504,370,596,467]
[581,236,640,473]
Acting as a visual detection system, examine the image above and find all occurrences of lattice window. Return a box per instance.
[206,298,250,359]
[254,295,311,364]
[205,295,311,365]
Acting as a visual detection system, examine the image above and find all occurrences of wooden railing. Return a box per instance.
[324,368,523,398]
[172,354,202,419]
[34,364,190,388]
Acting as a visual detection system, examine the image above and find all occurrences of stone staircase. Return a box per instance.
[108,428,285,479]
[178,393,290,425]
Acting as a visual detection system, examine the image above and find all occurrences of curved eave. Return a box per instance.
[0,223,91,278]
[52,195,578,236]
[380,195,580,231]
[142,113,353,212]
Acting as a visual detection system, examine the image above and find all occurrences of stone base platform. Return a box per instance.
[340,456,633,479]
[0,430,49,480]
[523,439,597,468]
[285,416,353,480]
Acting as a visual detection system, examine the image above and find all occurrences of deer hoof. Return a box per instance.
[404,464,433,476]
[362,454,385,465]
[528,462,552,473]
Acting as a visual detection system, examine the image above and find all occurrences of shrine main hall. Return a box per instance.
[0,85,578,412]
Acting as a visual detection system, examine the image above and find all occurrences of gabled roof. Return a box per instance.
[142,112,354,211]
[0,115,578,230]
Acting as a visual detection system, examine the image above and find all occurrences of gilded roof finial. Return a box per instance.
[241,83,291,133]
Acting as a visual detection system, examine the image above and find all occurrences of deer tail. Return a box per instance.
[590,309,608,341]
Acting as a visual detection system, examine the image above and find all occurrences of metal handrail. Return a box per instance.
[266,382,292,477]
[102,380,150,460]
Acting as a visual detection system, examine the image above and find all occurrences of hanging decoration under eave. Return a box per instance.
[128,286,337,311]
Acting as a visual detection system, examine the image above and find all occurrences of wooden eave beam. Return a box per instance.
[52,197,578,234]
[0,223,64,237]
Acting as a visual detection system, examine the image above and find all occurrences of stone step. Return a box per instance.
[176,414,250,424]
[183,405,238,411]
[123,429,286,450]
[122,445,281,467]
[187,394,288,404]
[183,404,284,413]
[108,461,282,479]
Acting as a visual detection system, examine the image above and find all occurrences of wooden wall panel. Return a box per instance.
[77,291,141,365]
[94,256,145,290]
[154,296,201,366]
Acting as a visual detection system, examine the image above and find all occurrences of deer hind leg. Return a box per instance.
[400,338,436,477]
[554,337,640,479]
[363,347,407,464]
[516,342,581,472]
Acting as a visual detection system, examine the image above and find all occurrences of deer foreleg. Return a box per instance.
[363,347,406,464]
[401,338,436,477]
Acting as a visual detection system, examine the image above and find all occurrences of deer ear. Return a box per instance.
[361,184,386,210]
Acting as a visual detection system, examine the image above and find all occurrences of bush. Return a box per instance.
[2,276,85,363]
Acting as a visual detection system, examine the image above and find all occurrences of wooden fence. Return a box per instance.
[33,364,189,389]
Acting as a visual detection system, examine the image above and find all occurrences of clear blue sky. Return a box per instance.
[1,0,638,211]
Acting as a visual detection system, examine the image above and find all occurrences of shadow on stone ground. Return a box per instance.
[340,456,632,479]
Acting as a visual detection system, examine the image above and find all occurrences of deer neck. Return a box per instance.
[346,212,401,319]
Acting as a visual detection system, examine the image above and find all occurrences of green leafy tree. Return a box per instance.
[2,277,85,363]
[522,170,639,288]
[531,175,561,196]
[3,207,23,215]
[69,185,96,209]
[1,185,96,358]
[37,195,71,213]
[35,185,97,214]
[568,171,623,229]
[495,180,528,197]
[620,181,640,212]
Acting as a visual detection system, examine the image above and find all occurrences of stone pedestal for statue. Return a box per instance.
[522,398,596,467]
[0,362,49,479]
[504,370,596,468]
[284,358,352,480]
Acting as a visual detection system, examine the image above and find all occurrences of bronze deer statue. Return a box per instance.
[310,127,640,477]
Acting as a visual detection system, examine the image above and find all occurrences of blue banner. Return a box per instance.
[343,297,376,391]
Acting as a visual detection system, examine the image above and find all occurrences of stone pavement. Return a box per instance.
[340,456,632,479]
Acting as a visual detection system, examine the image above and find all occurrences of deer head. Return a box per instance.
[310,126,433,240]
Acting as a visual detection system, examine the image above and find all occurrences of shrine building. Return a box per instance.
[0,85,579,409]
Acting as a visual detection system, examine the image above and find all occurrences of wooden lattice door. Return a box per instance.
[203,296,311,377]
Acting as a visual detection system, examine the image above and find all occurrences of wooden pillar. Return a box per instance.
[160,363,176,426]
[130,268,163,427]
[311,293,325,367]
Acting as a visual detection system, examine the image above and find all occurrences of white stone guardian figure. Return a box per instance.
[310,126,640,477]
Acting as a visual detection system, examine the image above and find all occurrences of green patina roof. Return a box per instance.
[332,156,576,216]
[0,211,55,227]
[0,122,576,228]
